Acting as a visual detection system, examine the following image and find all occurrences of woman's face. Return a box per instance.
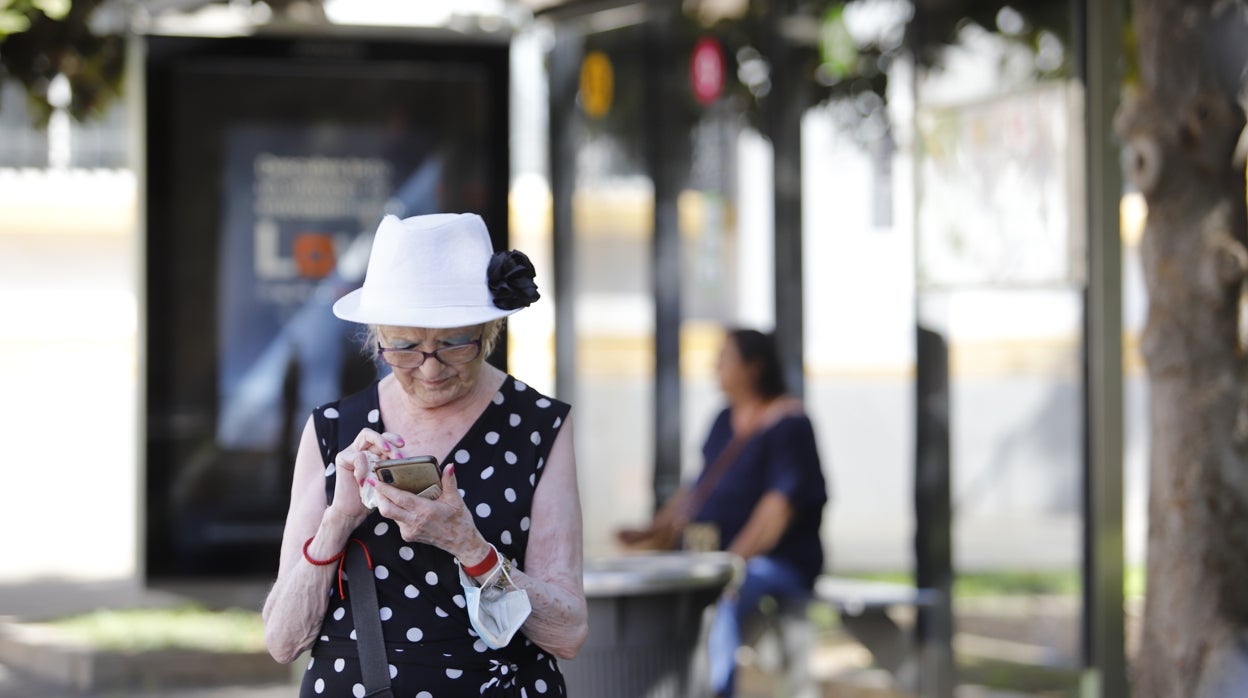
[378,324,488,409]
[715,337,754,398]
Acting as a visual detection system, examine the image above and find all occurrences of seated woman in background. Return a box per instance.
[619,327,829,698]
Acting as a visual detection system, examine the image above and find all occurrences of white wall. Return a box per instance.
[0,169,141,583]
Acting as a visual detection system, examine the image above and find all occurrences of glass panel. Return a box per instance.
[913,11,1084,691]
[573,24,656,557]
[144,36,509,576]
[803,103,916,572]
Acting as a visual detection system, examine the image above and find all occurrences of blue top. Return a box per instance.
[691,407,828,586]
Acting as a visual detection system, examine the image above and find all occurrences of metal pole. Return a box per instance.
[914,325,954,698]
[549,27,581,405]
[645,0,684,508]
[910,7,955,694]
[765,0,805,399]
[1078,0,1127,694]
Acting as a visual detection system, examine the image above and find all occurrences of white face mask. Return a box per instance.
[457,554,532,650]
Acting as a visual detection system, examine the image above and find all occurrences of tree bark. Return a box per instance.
[1120,1,1248,695]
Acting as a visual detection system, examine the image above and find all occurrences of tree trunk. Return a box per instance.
[1119,1,1248,695]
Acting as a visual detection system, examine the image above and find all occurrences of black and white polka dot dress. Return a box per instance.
[302,376,571,698]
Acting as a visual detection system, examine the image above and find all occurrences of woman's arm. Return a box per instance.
[262,417,398,663]
[615,484,689,549]
[726,491,794,559]
[508,412,589,659]
[371,412,588,659]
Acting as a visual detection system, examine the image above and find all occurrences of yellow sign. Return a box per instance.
[579,51,613,119]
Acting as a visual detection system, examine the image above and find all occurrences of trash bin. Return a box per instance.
[561,551,741,698]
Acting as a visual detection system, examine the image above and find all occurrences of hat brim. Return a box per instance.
[332,288,520,329]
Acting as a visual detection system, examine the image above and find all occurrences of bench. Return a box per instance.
[814,576,942,683]
[747,576,943,696]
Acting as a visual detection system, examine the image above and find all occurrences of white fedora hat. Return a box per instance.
[333,213,538,328]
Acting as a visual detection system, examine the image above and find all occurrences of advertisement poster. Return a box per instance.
[216,126,443,452]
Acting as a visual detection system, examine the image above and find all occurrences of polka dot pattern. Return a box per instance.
[305,375,571,697]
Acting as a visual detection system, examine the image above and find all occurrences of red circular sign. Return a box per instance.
[690,37,724,106]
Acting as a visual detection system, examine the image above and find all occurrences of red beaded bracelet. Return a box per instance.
[303,536,344,566]
[461,545,499,577]
[303,537,372,600]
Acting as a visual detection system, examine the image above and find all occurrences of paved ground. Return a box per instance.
[0,664,297,698]
[0,578,296,698]
[0,578,1080,698]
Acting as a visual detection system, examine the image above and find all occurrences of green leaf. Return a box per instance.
[31,0,68,20]
[819,5,857,81]
[0,10,31,36]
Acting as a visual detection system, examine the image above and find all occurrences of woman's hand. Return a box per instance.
[328,428,407,529]
[373,464,490,564]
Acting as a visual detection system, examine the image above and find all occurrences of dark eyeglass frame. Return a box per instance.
[377,335,484,369]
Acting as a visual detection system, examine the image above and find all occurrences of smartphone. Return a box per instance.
[374,455,442,498]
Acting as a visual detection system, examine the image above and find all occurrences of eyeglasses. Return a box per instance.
[378,336,483,369]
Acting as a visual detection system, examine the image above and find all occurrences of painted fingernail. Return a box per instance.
[367,478,377,486]
[396,436,406,446]
[394,450,404,458]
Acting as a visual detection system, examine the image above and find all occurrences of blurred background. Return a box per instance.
[0,0,1152,695]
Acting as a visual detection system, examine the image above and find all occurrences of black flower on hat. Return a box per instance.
[488,250,541,310]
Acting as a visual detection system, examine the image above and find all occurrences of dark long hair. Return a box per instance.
[728,328,787,399]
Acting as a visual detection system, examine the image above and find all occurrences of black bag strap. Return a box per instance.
[332,385,393,697]
[345,541,394,698]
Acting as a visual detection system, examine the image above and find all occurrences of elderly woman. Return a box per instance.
[263,213,587,697]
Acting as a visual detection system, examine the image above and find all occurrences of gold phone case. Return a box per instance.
[374,455,442,497]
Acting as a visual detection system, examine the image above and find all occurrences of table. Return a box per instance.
[560,551,741,698]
